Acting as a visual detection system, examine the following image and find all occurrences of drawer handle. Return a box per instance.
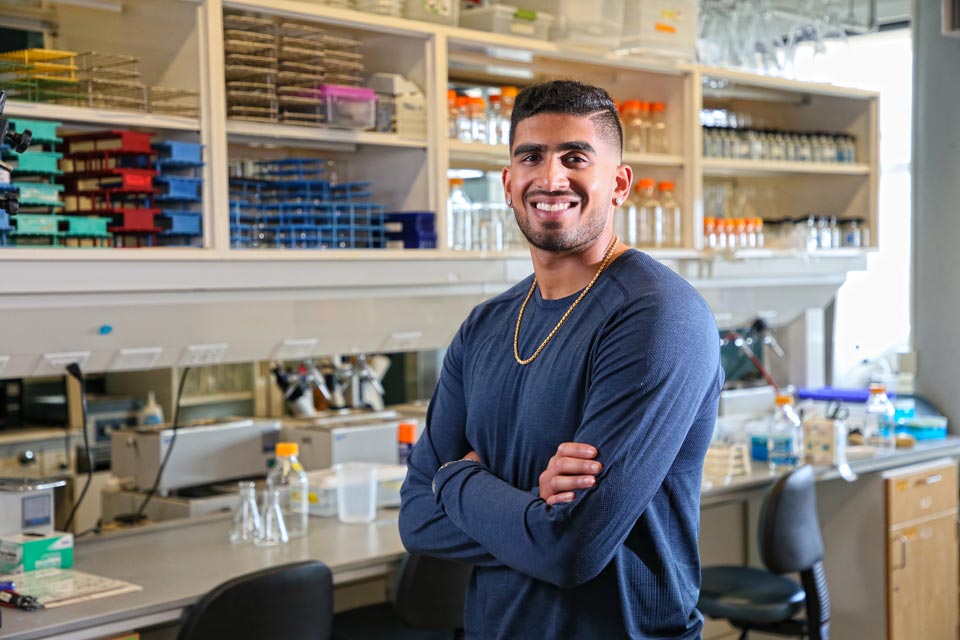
[921,474,942,485]
[893,535,908,570]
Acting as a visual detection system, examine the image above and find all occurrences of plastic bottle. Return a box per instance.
[499,86,518,146]
[621,101,646,153]
[635,178,660,247]
[649,101,668,154]
[397,422,417,465]
[658,181,681,248]
[447,178,473,250]
[138,391,164,426]
[487,94,502,146]
[266,442,309,538]
[768,394,803,470]
[864,383,896,450]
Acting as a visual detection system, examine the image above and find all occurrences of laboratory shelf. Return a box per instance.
[3,101,199,132]
[701,158,871,177]
[226,120,428,150]
[448,140,684,170]
[180,391,254,407]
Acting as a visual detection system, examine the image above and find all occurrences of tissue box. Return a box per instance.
[0,531,74,574]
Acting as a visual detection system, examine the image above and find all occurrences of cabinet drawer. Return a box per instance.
[886,461,958,525]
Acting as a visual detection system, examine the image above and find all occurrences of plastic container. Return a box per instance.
[503,0,621,49]
[138,391,164,426]
[460,5,555,41]
[768,394,803,470]
[621,0,698,61]
[7,118,61,145]
[864,383,896,449]
[334,462,378,524]
[316,84,376,130]
[397,421,417,465]
[305,464,405,517]
[266,442,310,538]
[9,151,62,175]
[404,0,458,25]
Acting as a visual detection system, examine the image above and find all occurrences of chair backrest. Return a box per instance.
[758,465,824,574]
[178,560,333,640]
[393,554,472,630]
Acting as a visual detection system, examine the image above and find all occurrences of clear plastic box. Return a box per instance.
[621,0,698,61]
[404,0,458,26]
[316,84,377,130]
[503,0,623,49]
[459,4,555,41]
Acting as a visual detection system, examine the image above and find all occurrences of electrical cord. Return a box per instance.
[129,366,191,523]
[63,363,92,533]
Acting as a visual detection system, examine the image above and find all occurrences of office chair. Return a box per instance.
[698,465,830,640]
[178,560,334,640]
[333,553,472,640]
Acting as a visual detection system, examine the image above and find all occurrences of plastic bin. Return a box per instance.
[503,0,621,48]
[7,118,61,145]
[159,211,203,236]
[8,151,61,175]
[155,176,202,201]
[404,0,458,25]
[153,141,204,167]
[460,4,554,40]
[13,182,63,206]
[316,84,376,130]
[621,0,698,61]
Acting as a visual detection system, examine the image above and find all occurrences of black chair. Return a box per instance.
[178,560,334,640]
[698,465,830,640]
[333,553,472,640]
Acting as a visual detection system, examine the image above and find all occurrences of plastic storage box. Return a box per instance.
[316,84,376,130]
[460,4,555,41]
[502,0,622,49]
[404,0,458,25]
[621,0,698,61]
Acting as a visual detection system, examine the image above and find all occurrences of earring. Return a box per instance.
[614,197,622,206]
[506,198,512,207]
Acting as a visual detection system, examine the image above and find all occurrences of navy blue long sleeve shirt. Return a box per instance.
[399,249,723,639]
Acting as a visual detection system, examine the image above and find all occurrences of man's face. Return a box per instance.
[502,112,630,253]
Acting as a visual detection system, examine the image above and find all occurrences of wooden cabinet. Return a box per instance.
[885,460,959,640]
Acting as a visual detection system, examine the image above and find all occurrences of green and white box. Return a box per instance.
[0,531,74,574]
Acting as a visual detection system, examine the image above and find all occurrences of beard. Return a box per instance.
[513,201,609,253]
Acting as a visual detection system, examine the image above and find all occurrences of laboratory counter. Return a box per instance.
[3,436,960,640]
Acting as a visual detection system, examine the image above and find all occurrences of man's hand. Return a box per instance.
[539,443,602,506]
[462,450,480,462]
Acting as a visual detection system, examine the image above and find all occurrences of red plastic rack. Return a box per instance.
[61,168,157,193]
[59,129,154,155]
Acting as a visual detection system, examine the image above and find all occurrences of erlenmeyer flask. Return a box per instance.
[255,489,289,547]
[229,481,262,544]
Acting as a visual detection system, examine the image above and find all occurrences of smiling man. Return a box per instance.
[399,80,723,639]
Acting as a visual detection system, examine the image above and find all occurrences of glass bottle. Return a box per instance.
[447,178,473,250]
[635,178,660,247]
[768,394,803,470]
[499,86,518,146]
[469,97,488,145]
[447,89,458,139]
[844,218,862,247]
[255,489,289,547]
[704,217,718,250]
[817,216,831,249]
[864,383,896,450]
[754,217,765,248]
[229,481,262,544]
[487,94,502,146]
[829,216,841,249]
[266,442,309,538]
[649,101,668,154]
[658,181,681,248]
[456,96,472,142]
[622,101,646,153]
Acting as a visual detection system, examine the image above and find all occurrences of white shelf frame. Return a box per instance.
[702,158,871,177]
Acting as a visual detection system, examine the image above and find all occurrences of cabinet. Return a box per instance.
[0,0,879,375]
[885,460,959,640]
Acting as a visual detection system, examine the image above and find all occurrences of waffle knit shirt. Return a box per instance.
[399,249,723,639]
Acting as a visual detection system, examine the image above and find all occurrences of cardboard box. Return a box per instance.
[0,531,74,574]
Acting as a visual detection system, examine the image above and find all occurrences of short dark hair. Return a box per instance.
[509,80,623,157]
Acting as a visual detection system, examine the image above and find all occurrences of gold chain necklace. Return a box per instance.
[513,235,619,366]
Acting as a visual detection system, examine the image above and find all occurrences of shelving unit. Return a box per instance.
[701,158,871,177]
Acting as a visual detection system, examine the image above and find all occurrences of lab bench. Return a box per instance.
[2,437,959,640]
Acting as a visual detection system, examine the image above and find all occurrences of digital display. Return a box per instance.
[22,494,51,529]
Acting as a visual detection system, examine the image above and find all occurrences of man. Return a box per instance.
[399,80,723,639]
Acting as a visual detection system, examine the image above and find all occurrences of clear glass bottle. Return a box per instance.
[622,101,646,153]
[754,217,765,248]
[469,96,488,146]
[704,217,718,249]
[229,481,262,544]
[649,102,668,154]
[266,442,309,538]
[829,216,841,249]
[486,94,502,146]
[768,394,803,470]
[864,383,896,450]
[635,178,660,247]
[817,216,831,249]
[844,218,862,247]
[447,89,458,139]
[499,86,518,147]
[455,96,472,142]
[658,181,681,248]
[447,178,473,250]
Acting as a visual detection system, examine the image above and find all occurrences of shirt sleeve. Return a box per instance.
[432,292,722,587]
[398,320,503,567]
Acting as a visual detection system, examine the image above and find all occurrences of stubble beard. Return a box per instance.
[514,200,609,253]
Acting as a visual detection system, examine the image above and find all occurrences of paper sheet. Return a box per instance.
[0,568,142,608]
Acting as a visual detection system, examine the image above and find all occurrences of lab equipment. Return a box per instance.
[282,409,403,470]
[229,481,262,544]
[0,478,65,536]
[768,394,803,470]
[335,462,377,524]
[266,442,309,538]
[255,489,289,547]
[864,383,896,449]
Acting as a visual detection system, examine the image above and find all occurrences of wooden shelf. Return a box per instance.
[448,140,684,170]
[179,391,254,407]
[226,120,428,149]
[702,158,871,177]
[3,101,199,131]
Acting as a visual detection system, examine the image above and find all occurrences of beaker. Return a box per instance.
[229,481,262,544]
[255,489,289,547]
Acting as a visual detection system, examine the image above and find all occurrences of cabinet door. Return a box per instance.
[888,513,959,640]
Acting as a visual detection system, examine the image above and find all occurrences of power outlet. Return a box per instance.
[111,347,163,371]
[272,338,318,361]
[179,343,228,367]
[34,351,91,376]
